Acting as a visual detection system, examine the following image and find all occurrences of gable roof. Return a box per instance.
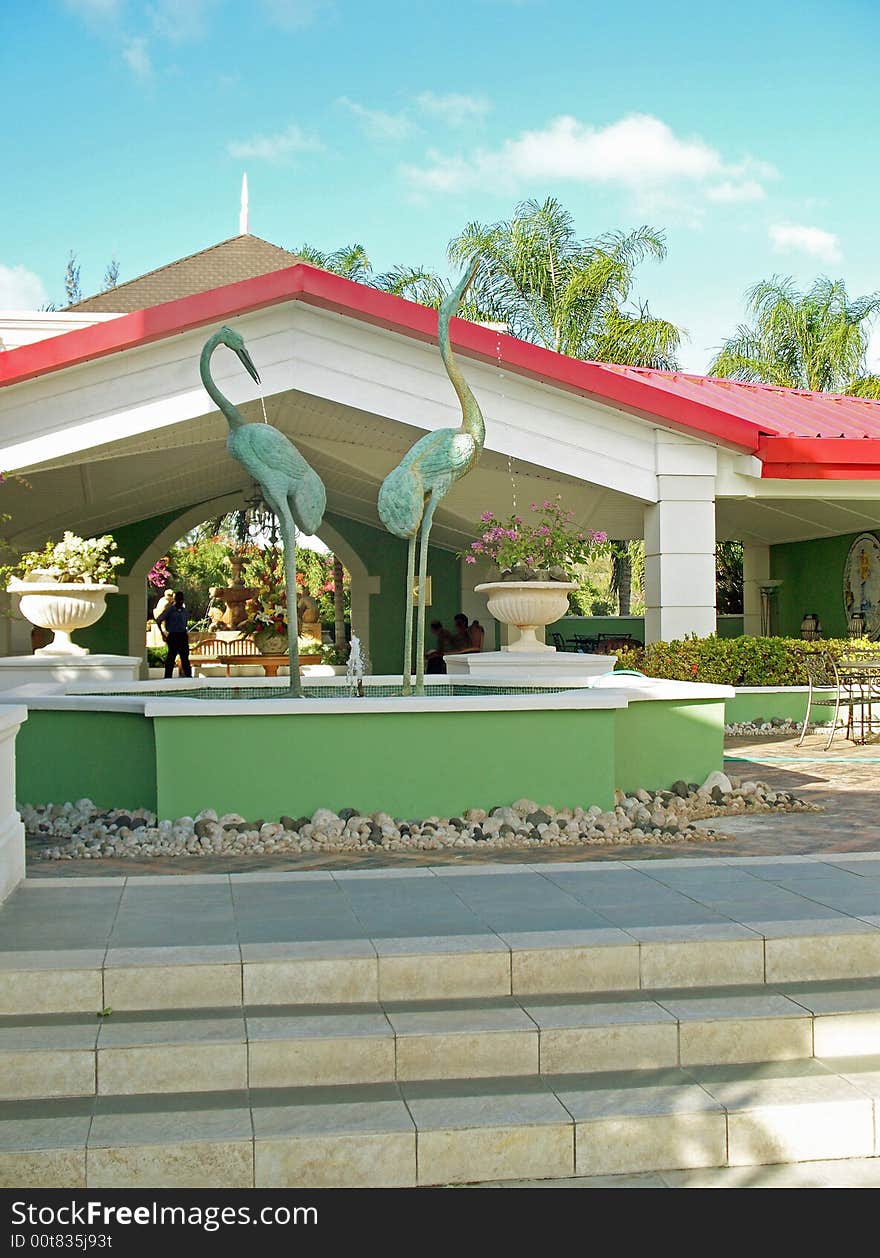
[4,261,880,481]
[67,234,303,313]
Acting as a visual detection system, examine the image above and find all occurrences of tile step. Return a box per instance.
[6,922,880,1014]
[2,981,880,1099]
[2,1056,880,1187]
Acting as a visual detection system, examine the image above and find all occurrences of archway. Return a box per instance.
[122,494,380,668]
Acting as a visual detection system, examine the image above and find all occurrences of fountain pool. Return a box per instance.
[12,673,733,822]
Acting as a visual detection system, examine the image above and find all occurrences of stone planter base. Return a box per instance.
[0,655,141,692]
[475,581,576,653]
[445,650,615,683]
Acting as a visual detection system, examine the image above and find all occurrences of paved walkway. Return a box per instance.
[6,844,880,957]
[24,733,880,878]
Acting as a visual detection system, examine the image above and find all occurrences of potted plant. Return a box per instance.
[7,532,124,656]
[464,499,608,652]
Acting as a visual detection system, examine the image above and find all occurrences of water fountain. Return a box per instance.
[346,635,365,698]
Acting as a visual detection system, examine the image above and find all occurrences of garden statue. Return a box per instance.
[200,326,326,696]
[378,261,484,694]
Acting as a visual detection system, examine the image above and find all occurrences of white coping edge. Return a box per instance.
[0,675,734,716]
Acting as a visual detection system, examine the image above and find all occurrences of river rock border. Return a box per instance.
[25,772,819,860]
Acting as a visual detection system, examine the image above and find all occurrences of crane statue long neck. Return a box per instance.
[438,265,484,447]
[200,333,247,430]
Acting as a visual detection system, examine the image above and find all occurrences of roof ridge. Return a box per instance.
[65,233,301,311]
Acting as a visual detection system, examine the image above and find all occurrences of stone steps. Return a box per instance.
[5,980,880,1102]
[5,916,880,1186]
[2,1057,880,1187]
[7,919,880,1016]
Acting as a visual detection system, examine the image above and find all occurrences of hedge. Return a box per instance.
[614,635,877,687]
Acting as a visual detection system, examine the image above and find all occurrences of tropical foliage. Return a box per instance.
[448,198,681,367]
[615,634,875,687]
[710,276,880,397]
[465,498,608,579]
[297,196,683,367]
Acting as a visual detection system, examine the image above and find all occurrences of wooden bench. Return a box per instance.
[188,635,263,674]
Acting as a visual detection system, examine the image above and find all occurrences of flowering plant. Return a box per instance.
[18,532,124,584]
[463,498,608,580]
[239,548,288,636]
[147,556,171,590]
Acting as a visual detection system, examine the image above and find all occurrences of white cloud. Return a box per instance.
[416,92,490,128]
[338,97,414,141]
[121,36,152,80]
[402,112,775,209]
[705,179,766,203]
[259,0,325,29]
[147,0,219,42]
[769,222,842,263]
[0,264,49,310]
[227,122,322,163]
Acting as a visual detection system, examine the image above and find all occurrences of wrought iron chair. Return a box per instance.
[795,649,862,751]
[572,634,598,653]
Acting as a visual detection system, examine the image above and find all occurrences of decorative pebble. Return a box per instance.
[22,779,819,863]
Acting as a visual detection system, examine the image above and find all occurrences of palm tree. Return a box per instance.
[447,197,682,367]
[710,276,880,397]
[295,242,374,284]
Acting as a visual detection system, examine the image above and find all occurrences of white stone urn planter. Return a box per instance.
[8,576,118,656]
[475,580,576,652]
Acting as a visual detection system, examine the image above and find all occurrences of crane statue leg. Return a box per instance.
[414,493,441,696]
[401,534,416,696]
[263,488,303,699]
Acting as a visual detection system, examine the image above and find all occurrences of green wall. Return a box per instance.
[771,529,879,639]
[614,699,725,795]
[16,711,157,810]
[547,615,745,644]
[16,699,731,819]
[77,508,194,656]
[153,708,616,819]
[74,506,462,673]
[324,512,461,675]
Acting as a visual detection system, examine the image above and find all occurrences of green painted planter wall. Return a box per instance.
[724,689,834,725]
[614,700,725,795]
[16,711,157,810]
[152,709,618,820]
[16,698,729,819]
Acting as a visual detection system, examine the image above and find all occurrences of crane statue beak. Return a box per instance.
[238,346,261,385]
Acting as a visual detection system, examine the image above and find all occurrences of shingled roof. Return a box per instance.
[67,234,303,313]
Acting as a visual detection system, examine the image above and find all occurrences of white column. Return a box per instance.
[742,545,770,637]
[644,434,717,643]
[0,707,27,903]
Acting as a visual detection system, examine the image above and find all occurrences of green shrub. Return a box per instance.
[614,635,876,687]
[147,645,167,668]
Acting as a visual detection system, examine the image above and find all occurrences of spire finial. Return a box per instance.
[239,173,249,235]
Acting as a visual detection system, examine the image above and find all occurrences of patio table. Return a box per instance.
[838,657,880,744]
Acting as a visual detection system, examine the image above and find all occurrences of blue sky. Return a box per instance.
[2,0,879,370]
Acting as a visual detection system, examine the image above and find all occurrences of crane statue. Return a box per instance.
[200,326,326,698]
[378,262,484,695]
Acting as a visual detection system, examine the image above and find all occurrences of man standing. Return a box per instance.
[156,591,192,679]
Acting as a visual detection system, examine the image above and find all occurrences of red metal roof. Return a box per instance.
[598,363,880,441]
[2,262,880,480]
